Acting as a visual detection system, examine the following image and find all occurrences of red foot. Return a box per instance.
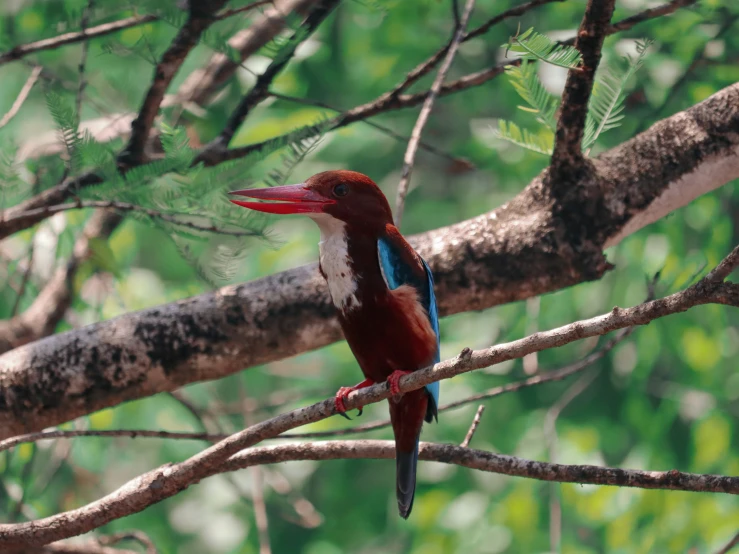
[387,370,412,396]
[334,378,374,415]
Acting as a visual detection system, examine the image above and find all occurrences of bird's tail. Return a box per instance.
[395,443,419,519]
[389,388,428,519]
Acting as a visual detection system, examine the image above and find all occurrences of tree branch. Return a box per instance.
[394,0,475,227]
[0,1,274,67]
[460,405,485,448]
[169,0,319,109]
[550,0,616,173]
[224,440,739,495]
[5,437,739,549]
[0,245,736,547]
[0,326,634,450]
[0,66,42,129]
[202,0,340,153]
[0,200,263,245]
[118,0,230,167]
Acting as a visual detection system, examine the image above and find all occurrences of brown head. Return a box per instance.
[229,170,393,233]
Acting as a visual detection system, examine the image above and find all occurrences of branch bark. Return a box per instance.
[1,83,737,439]
[550,0,616,173]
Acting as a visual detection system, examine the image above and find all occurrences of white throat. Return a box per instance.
[310,214,361,313]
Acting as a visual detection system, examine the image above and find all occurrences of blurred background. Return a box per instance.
[0,0,738,552]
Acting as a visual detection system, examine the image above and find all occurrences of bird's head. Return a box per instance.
[229,170,393,233]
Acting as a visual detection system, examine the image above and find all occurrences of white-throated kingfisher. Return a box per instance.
[229,170,440,519]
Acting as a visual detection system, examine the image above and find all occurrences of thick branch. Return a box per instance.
[118,0,230,166]
[0,250,737,548]
[550,0,616,172]
[1,84,738,438]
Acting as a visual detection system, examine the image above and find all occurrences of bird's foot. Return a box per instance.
[334,379,375,419]
[387,370,413,397]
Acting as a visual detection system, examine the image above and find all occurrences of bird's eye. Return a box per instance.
[333,183,349,197]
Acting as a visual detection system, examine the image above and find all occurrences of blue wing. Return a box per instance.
[378,237,440,423]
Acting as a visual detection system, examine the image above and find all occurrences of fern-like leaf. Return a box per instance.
[583,39,653,153]
[45,90,84,172]
[504,60,559,131]
[507,28,582,69]
[492,120,554,155]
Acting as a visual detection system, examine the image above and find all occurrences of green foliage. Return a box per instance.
[503,60,559,131]
[583,39,654,153]
[493,119,554,155]
[506,27,582,69]
[0,143,24,209]
[496,33,652,157]
[44,90,81,171]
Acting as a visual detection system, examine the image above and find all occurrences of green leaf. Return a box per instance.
[492,120,554,155]
[583,39,653,153]
[45,90,82,171]
[506,28,582,69]
[504,60,559,131]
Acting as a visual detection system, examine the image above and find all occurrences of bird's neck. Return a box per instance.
[311,216,386,314]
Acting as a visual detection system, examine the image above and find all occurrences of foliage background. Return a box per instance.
[0,0,738,552]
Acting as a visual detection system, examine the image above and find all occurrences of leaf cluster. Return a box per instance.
[495,29,652,156]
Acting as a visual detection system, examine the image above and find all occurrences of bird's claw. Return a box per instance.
[334,386,364,419]
[387,370,413,396]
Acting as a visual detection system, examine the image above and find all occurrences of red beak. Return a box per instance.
[228,184,334,215]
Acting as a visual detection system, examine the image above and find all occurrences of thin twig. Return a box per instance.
[460,405,486,448]
[2,200,263,238]
[716,530,739,554]
[73,0,95,133]
[269,91,474,169]
[0,429,229,455]
[0,1,274,66]
[394,0,476,227]
[280,327,635,439]
[606,0,696,33]
[634,10,738,135]
[97,531,158,554]
[206,0,339,151]
[387,0,566,99]
[0,66,42,129]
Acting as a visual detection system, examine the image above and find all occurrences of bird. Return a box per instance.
[229,170,440,519]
